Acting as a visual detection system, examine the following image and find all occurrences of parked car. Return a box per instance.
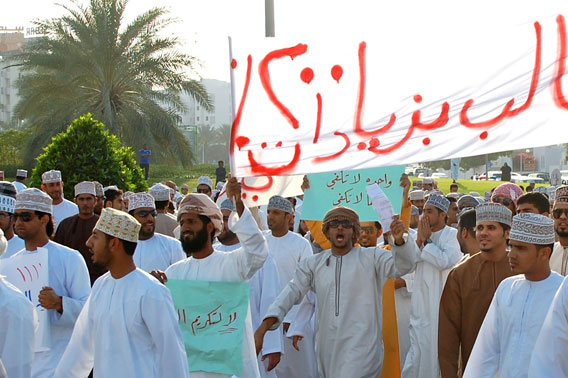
[432,172,448,179]
[561,170,568,185]
[478,171,502,180]
[528,172,550,183]
[510,172,545,183]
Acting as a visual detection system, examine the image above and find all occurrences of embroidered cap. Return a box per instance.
[93,181,104,197]
[475,202,512,227]
[128,193,155,212]
[509,213,555,245]
[74,181,96,197]
[41,170,62,184]
[425,193,450,213]
[267,195,294,214]
[149,183,171,201]
[95,208,141,243]
[458,195,480,209]
[410,190,425,201]
[554,186,568,203]
[16,169,27,178]
[15,188,52,214]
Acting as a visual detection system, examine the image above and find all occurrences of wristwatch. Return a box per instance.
[423,238,432,246]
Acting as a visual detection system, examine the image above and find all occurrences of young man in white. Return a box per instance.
[40,170,78,230]
[54,208,189,378]
[464,213,563,378]
[128,192,185,272]
[0,181,24,258]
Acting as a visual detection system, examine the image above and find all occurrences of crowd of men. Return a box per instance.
[0,167,568,378]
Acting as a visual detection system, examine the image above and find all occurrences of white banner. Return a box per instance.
[216,175,304,208]
[229,1,568,177]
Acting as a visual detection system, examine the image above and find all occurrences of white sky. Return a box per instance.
[1,0,387,81]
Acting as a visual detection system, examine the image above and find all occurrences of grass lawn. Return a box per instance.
[432,178,548,195]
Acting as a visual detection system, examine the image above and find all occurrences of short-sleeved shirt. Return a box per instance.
[139,149,151,165]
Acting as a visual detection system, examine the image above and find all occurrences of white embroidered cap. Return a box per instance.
[475,202,512,227]
[409,190,425,201]
[510,213,555,245]
[41,170,62,184]
[15,188,52,214]
[149,183,171,201]
[128,193,155,212]
[74,181,96,197]
[95,208,141,243]
[425,193,450,213]
[16,169,27,178]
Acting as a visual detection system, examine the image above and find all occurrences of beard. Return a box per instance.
[180,224,210,254]
[555,226,568,238]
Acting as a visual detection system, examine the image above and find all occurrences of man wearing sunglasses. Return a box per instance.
[54,181,105,286]
[0,181,25,259]
[12,188,90,377]
[491,182,523,215]
[256,204,418,378]
[148,183,178,238]
[550,185,568,275]
[128,192,185,273]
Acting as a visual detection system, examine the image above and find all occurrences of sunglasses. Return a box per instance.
[492,197,512,207]
[135,210,157,218]
[328,220,354,229]
[553,208,568,219]
[197,188,211,194]
[13,212,36,222]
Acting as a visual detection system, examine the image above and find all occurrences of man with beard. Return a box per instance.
[54,208,189,378]
[128,192,185,272]
[255,206,418,378]
[402,194,462,378]
[13,188,90,377]
[215,199,283,378]
[54,181,105,285]
[103,187,124,211]
[550,186,568,275]
[438,203,514,378]
[152,177,268,378]
[263,195,317,378]
[0,181,25,259]
[41,170,78,231]
[464,214,562,378]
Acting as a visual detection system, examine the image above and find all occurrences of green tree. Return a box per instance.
[13,0,212,167]
[196,124,217,163]
[0,128,33,166]
[29,113,147,199]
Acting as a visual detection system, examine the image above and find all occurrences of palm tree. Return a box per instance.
[13,0,212,166]
[196,124,217,163]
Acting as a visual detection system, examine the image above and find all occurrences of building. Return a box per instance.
[179,78,232,128]
[0,29,24,129]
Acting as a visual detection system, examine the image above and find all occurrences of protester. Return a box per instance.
[149,183,178,237]
[196,176,213,198]
[256,203,418,377]
[422,178,434,192]
[491,182,522,215]
[215,199,283,378]
[128,193,185,272]
[550,185,568,275]
[446,196,459,228]
[92,181,104,215]
[151,177,268,378]
[0,228,36,378]
[438,203,514,377]
[41,170,78,230]
[180,183,189,196]
[516,192,550,215]
[402,193,462,378]
[457,195,479,212]
[410,190,425,214]
[449,183,458,193]
[13,188,90,376]
[103,187,124,211]
[12,169,28,192]
[455,208,479,258]
[54,208,189,377]
[0,181,25,259]
[54,181,105,285]
[464,213,562,378]
[263,195,317,378]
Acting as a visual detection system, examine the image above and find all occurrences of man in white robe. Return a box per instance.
[0,228,36,378]
[215,199,283,378]
[128,193,185,272]
[464,213,563,378]
[528,275,568,377]
[149,183,178,237]
[54,208,189,378]
[12,169,28,193]
[263,195,317,378]
[402,194,462,378]
[255,206,418,378]
[0,181,25,259]
[550,185,568,275]
[40,170,78,231]
[152,178,268,378]
[12,188,90,377]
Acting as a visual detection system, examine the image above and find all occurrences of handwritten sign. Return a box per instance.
[216,175,304,208]
[166,280,250,375]
[302,166,404,222]
[367,184,395,233]
[229,3,568,177]
[0,248,50,351]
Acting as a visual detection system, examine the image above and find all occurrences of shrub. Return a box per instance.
[29,114,147,198]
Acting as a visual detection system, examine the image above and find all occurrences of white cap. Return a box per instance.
[197,176,213,190]
[510,213,555,245]
[95,208,141,243]
[42,170,62,184]
[74,181,96,197]
[16,169,27,178]
[410,190,425,201]
[149,183,171,201]
[15,188,52,214]
[128,193,156,212]
[476,202,512,227]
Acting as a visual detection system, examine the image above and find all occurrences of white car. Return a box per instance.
[510,172,544,183]
[432,172,448,179]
